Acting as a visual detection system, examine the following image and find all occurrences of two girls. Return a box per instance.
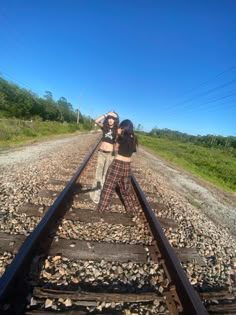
[97,119,138,213]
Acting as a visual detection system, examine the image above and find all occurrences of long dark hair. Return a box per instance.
[119,119,133,134]
[119,119,138,150]
[103,112,119,134]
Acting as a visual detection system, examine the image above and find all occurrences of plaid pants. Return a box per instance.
[98,159,135,212]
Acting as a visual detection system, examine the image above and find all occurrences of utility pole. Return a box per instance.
[77,98,80,125]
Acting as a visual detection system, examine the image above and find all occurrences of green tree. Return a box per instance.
[57,97,76,122]
[43,91,59,121]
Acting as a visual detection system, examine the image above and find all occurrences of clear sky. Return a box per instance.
[0,0,235,136]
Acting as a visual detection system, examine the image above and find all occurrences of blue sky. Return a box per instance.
[0,0,236,136]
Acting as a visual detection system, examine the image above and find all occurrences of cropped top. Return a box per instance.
[117,134,136,157]
[102,127,116,144]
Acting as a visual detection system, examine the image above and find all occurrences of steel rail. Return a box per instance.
[0,138,101,314]
[131,175,208,315]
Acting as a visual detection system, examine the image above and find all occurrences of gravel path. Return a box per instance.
[0,135,86,165]
[0,133,235,238]
[0,133,235,294]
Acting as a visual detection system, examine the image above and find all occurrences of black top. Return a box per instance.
[102,127,116,144]
[117,134,136,157]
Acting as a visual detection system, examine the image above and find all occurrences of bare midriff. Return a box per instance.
[100,141,114,152]
[115,154,131,162]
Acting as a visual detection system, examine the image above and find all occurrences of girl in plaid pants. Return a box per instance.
[97,119,138,213]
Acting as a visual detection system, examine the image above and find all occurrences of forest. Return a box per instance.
[1,76,235,191]
[1,76,235,151]
[0,77,92,127]
[148,127,236,151]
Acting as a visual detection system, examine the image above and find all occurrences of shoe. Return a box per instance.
[90,192,98,203]
[89,192,94,200]
[93,198,99,204]
[92,192,100,204]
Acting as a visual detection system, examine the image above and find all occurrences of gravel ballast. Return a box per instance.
[0,133,235,295]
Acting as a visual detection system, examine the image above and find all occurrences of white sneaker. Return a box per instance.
[93,198,99,204]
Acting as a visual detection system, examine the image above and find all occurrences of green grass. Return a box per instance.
[1,120,235,194]
[0,119,90,149]
[138,134,236,193]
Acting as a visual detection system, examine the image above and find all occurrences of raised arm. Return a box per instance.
[95,113,108,128]
[95,111,117,128]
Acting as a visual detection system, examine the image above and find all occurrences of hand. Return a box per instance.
[107,111,117,119]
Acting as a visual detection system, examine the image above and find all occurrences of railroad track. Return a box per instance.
[0,135,235,314]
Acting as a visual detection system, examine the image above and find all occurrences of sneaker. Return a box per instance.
[90,192,98,203]
[89,192,94,200]
[93,198,99,204]
[92,192,100,204]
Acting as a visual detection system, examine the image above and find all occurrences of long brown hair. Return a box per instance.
[103,112,119,134]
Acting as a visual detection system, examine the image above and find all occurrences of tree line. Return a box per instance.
[1,76,235,149]
[0,77,93,128]
[148,127,236,150]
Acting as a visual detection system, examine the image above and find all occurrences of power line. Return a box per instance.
[163,78,236,113]
[0,68,34,92]
[179,91,236,115]
[0,68,78,112]
[178,65,236,96]
[162,66,236,113]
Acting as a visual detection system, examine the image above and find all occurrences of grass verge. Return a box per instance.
[138,134,236,194]
[0,119,91,149]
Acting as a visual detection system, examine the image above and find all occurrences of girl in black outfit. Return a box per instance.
[90,111,119,203]
[97,119,138,212]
